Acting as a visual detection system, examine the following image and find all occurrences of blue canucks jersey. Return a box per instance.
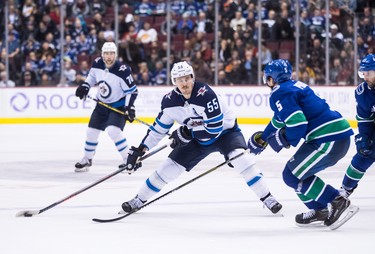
[141,81,237,150]
[262,80,353,146]
[84,57,138,108]
[355,82,375,136]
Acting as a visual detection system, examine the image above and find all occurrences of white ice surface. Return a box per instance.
[0,123,374,254]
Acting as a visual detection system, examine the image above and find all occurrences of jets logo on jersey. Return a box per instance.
[98,80,112,99]
[197,86,207,97]
[184,117,204,127]
[119,65,127,71]
[165,91,172,100]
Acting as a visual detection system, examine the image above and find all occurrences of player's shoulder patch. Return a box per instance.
[92,57,105,69]
[355,82,365,96]
[161,90,182,109]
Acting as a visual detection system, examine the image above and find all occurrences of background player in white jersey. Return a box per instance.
[119,61,282,215]
[341,54,375,198]
[248,59,357,229]
[74,42,138,172]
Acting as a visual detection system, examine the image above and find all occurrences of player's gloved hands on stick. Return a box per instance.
[354,133,373,158]
[267,128,290,153]
[75,83,90,100]
[169,126,192,149]
[248,131,268,155]
[124,106,136,123]
[125,145,146,174]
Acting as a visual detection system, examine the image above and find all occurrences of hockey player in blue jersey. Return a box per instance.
[248,59,358,229]
[74,42,138,172]
[119,61,282,214]
[341,54,375,198]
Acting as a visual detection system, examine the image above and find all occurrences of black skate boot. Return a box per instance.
[295,208,328,227]
[120,195,146,214]
[74,158,92,172]
[324,195,351,226]
[261,193,282,214]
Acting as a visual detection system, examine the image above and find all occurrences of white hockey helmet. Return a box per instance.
[171,61,194,85]
[101,42,117,58]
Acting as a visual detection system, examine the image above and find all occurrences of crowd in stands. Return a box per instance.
[0,0,374,88]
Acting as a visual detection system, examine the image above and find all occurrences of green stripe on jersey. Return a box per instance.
[304,177,325,200]
[293,142,332,178]
[271,117,285,129]
[346,164,365,181]
[285,111,308,127]
[305,118,351,142]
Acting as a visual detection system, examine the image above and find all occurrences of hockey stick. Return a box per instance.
[15,142,170,217]
[86,95,152,128]
[92,150,250,223]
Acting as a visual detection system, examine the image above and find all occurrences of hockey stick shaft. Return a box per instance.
[86,95,152,128]
[92,150,249,223]
[15,143,169,217]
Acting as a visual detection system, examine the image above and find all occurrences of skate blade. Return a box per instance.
[296,221,325,228]
[329,205,359,230]
[74,167,90,173]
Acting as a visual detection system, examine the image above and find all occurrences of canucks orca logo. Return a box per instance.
[98,80,112,98]
[197,86,207,97]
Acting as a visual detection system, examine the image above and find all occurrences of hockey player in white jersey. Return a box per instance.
[119,61,282,214]
[74,42,138,172]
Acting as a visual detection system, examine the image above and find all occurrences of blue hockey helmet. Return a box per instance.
[263,59,292,85]
[358,54,375,78]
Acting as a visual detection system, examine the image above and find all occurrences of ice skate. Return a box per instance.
[119,195,146,214]
[339,184,357,199]
[295,208,328,227]
[324,195,359,230]
[262,194,282,214]
[74,157,92,172]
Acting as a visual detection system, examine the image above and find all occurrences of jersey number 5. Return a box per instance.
[275,100,283,111]
[207,98,219,112]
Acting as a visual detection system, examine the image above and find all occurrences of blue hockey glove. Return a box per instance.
[123,145,146,174]
[354,133,373,158]
[124,106,136,123]
[266,128,290,153]
[169,126,193,149]
[247,131,268,155]
[75,83,90,100]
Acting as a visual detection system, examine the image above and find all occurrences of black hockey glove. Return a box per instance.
[124,145,146,174]
[247,131,268,155]
[354,133,373,158]
[266,128,290,153]
[124,106,136,123]
[75,83,90,100]
[169,126,193,149]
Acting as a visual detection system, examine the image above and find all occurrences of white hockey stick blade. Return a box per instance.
[16,210,40,217]
[329,205,359,230]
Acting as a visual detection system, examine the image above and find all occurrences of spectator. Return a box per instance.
[0,71,16,87]
[62,59,77,86]
[72,0,90,16]
[195,11,213,34]
[176,12,195,38]
[137,22,158,44]
[218,69,230,85]
[178,39,194,62]
[135,0,155,16]
[230,11,247,32]
[170,0,185,16]
[151,60,167,85]
[18,70,38,87]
